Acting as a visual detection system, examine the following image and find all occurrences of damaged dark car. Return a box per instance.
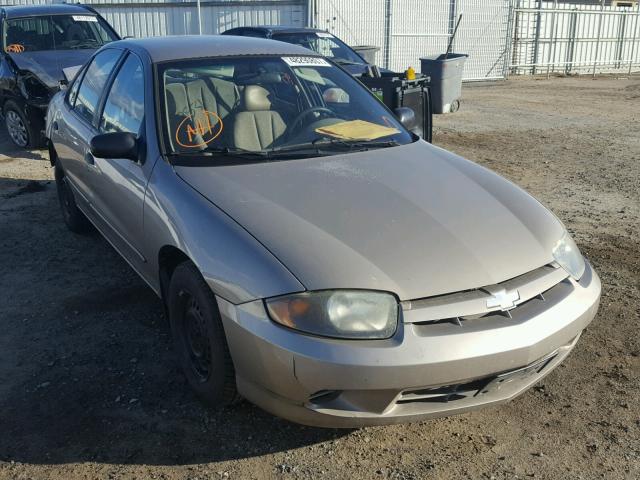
[0,4,119,148]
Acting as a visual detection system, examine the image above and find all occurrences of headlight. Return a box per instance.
[552,231,585,280]
[265,290,398,339]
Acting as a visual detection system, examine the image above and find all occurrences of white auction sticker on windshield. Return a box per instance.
[316,32,333,38]
[72,15,98,22]
[283,56,331,67]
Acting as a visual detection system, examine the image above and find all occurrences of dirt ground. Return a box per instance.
[0,76,638,480]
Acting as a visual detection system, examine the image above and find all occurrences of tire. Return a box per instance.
[4,100,43,149]
[450,99,461,113]
[54,163,91,233]
[168,261,239,407]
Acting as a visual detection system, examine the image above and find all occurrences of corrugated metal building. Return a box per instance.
[2,1,308,36]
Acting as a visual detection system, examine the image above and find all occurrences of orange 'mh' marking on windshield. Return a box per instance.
[175,110,223,148]
[6,44,25,53]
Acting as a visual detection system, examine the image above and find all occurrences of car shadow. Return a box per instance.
[0,132,47,162]
[0,177,347,467]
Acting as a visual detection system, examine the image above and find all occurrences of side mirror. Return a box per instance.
[90,132,139,161]
[394,107,416,131]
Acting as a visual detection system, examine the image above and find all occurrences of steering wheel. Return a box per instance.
[290,107,335,132]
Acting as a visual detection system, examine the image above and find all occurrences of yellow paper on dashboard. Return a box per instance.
[315,120,399,141]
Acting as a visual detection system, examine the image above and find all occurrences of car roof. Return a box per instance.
[226,25,328,35]
[1,4,95,19]
[112,35,318,63]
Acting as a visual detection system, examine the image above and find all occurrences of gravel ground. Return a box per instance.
[0,76,638,480]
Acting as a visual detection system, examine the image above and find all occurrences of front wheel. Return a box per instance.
[168,262,239,407]
[4,100,43,148]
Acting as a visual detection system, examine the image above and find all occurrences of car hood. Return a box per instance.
[176,141,565,300]
[8,50,95,88]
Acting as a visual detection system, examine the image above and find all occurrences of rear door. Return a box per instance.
[51,48,122,208]
[85,52,148,270]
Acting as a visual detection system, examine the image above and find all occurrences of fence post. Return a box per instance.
[383,0,392,70]
[593,4,604,77]
[630,4,640,75]
[566,8,577,75]
[511,0,521,76]
[196,0,202,35]
[532,0,542,75]
[503,0,516,79]
[546,0,558,79]
[448,0,459,55]
[306,0,313,28]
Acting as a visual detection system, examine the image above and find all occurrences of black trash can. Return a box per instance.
[359,73,432,142]
[420,53,467,114]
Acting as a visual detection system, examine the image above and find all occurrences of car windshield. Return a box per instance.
[159,55,413,162]
[274,32,365,65]
[3,14,117,53]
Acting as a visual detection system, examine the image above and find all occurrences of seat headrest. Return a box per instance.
[243,85,271,111]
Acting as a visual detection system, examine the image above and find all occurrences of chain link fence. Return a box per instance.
[3,0,639,79]
[311,0,512,81]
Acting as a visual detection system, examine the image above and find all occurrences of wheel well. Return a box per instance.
[48,141,57,166]
[158,245,191,304]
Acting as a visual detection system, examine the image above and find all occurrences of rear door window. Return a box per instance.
[99,54,145,135]
[73,49,121,125]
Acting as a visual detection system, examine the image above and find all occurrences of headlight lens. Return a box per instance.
[265,290,398,339]
[552,231,585,280]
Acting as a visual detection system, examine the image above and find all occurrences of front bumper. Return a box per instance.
[217,262,601,428]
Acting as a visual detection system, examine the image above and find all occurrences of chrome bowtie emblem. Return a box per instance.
[486,288,520,311]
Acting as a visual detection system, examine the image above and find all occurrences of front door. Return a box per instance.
[84,52,148,272]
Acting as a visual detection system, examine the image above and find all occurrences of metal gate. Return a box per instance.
[310,0,512,81]
[510,1,640,76]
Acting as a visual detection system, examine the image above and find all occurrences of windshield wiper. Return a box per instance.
[167,139,400,164]
[333,58,365,66]
[269,137,400,155]
[314,137,400,150]
[167,146,271,159]
[69,40,102,49]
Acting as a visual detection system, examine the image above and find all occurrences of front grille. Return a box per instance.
[397,380,488,404]
[397,349,560,406]
[402,264,570,326]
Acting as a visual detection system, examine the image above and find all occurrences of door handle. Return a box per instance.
[84,151,95,166]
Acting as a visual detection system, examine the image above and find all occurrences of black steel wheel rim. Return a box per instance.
[179,290,212,382]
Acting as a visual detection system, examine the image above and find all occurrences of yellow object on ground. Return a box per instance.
[315,120,399,141]
[406,66,416,80]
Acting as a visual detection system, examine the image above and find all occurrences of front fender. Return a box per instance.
[143,158,305,304]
